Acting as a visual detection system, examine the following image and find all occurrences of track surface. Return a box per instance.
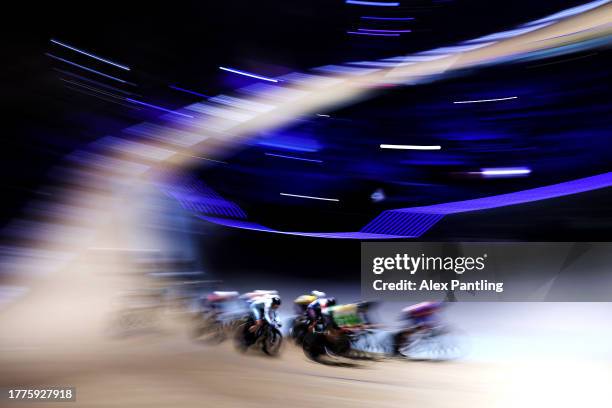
[1,225,612,408]
[2,306,612,408]
[0,328,544,408]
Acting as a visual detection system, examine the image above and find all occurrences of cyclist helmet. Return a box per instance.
[271,295,282,306]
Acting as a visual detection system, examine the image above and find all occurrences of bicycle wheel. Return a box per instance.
[262,327,283,356]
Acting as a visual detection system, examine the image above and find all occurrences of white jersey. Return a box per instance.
[249,296,280,325]
[240,290,278,304]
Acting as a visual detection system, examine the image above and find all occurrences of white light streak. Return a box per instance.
[280,193,339,202]
[219,66,279,83]
[380,144,442,150]
[453,96,518,104]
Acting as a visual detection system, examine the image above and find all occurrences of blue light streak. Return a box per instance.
[360,16,414,20]
[125,98,194,118]
[264,153,323,163]
[347,31,400,37]
[169,85,211,98]
[45,53,131,84]
[358,28,412,33]
[346,0,400,6]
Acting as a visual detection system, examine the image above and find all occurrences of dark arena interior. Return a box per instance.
[2,1,612,407]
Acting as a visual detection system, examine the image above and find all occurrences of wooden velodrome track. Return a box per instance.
[1,245,611,408]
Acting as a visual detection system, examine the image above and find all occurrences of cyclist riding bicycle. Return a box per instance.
[306,296,337,330]
[248,294,282,334]
[293,290,326,314]
[240,290,278,305]
[400,301,444,331]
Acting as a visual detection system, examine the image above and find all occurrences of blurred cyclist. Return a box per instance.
[240,289,278,306]
[198,290,240,319]
[248,294,282,333]
[306,296,337,330]
[400,301,444,331]
[293,290,326,314]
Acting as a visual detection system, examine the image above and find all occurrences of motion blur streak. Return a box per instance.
[347,31,401,37]
[453,96,519,104]
[360,16,415,20]
[346,0,400,6]
[479,167,532,177]
[50,39,131,70]
[380,144,442,150]
[361,172,612,236]
[357,28,412,33]
[219,66,280,82]
[264,153,324,163]
[45,53,131,84]
[280,193,340,202]
[169,85,211,98]
[0,3,611,407]
[125,98,195,118]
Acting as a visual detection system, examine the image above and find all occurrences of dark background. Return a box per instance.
[3,1,611,279]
